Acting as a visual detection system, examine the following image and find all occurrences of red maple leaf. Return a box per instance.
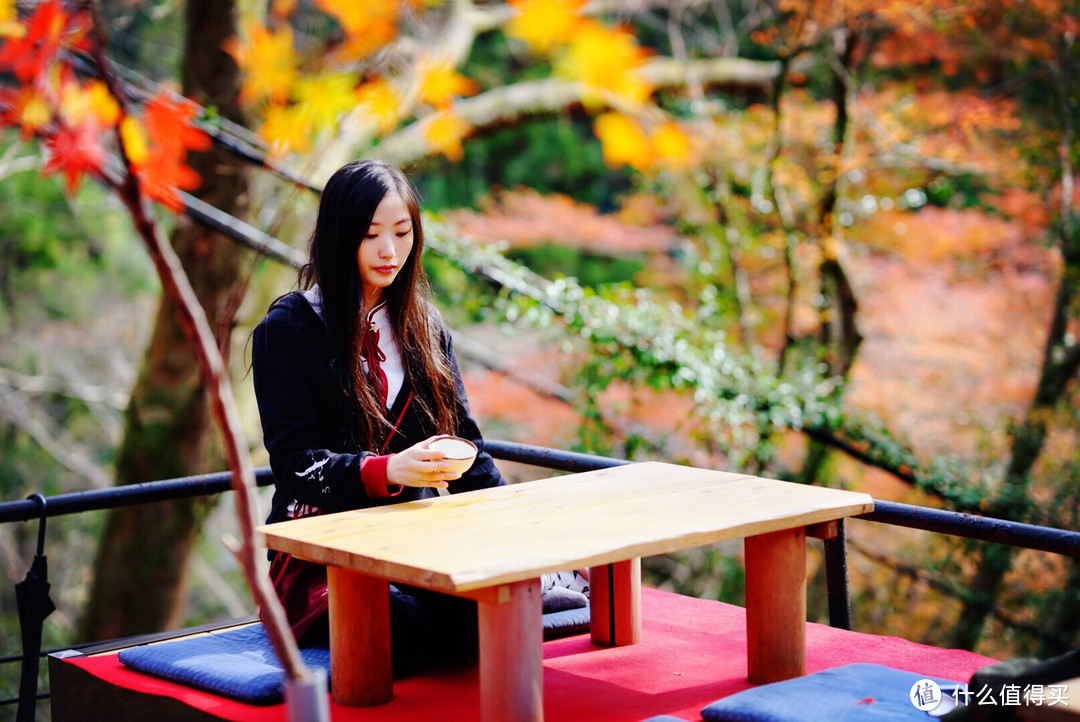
[42,120,107,193]
[143,92,211,155]
[137,146,202,213]
[0,0,78,83]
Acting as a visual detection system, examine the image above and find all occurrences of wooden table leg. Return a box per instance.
[744,527,807,684]
[326,566,392,706]
[478,579,543,722]
[589,558,641,646]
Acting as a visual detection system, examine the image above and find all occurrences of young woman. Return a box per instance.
[251,160,503,672]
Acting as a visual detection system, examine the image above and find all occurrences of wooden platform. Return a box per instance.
[49,588,996,722]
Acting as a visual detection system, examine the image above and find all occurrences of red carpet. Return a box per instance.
[62,588,995,721]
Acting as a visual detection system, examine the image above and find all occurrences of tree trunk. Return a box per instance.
[948,235,1080,650]
[79,0,249,641]
[797,28,864,486]
[949,53,1080,650]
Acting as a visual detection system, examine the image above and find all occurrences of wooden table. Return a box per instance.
[259,461,874,721]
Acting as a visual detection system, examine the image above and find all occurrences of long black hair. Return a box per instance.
[298,160,458,449]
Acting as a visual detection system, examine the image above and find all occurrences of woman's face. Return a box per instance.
[357,192,414,309]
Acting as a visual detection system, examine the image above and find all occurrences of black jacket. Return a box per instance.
[251,291,503,526]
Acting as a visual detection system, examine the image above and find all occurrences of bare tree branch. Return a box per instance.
[0,366,129,408]
[81,0,309,682]
[370,56,780,166]
[0,388,113,489]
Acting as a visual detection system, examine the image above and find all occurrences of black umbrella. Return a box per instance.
[15,494,54,722]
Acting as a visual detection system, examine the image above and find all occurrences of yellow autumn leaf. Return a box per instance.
[11,88,51,137]
[316,0,399,60]
[594,112,654,171]
[60,80,120,128]
[357,76,402,135]
[651,121,692,170]
[259,102,312,156]
[417,56,479,109]
[424,109,471,161]
[87,81,120,126]
[224,22,298,106]
[293,71,360,132]
[119,116,149,165]
[0,0,24,38]
[505,0,586,55]
[557,20,653,106]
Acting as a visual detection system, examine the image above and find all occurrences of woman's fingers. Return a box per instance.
[387,446,459,487]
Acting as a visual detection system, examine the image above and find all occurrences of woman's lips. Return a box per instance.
[373,265,397,274]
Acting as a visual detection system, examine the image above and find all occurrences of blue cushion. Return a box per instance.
[119,608,590,705]
[543,604,591,639]
[701,663,965,721]
[118,624,330,705]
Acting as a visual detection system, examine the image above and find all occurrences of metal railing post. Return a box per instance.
[822,519,852,630]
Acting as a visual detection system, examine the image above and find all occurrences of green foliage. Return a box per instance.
[99,0,183,81]
[506,245,644,288]
[462,26,550,87]
[0,136,155,326]
[412,116,633,212]
[643,545,746,606]
[924,173,992,210]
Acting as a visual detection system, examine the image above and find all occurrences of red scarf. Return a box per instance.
[361,319,388,408]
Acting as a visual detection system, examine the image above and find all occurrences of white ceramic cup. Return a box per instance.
[428,435,478,475]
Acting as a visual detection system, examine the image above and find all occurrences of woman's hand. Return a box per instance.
[385,436,459,488]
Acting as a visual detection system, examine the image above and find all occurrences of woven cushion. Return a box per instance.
[701,663,965,721]
[118,624,330,705]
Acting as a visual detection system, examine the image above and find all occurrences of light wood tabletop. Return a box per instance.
[259,461,875,721]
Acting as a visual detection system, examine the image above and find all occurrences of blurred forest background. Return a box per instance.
[1,0,1079,713]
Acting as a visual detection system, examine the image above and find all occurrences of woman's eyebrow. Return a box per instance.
[368,216,412,228]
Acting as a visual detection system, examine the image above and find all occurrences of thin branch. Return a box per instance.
[0,388,113,489]
[0,366,128,408]
[81,0,309,682]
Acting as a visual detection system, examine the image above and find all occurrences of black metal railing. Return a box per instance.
[3,439,1080,720]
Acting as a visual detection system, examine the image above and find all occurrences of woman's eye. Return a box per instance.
[396,231,411,238]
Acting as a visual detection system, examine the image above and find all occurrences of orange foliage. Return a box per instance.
[424,109,472,162]
[443,187,679,255]
[416,56,480,110]
[134,94,211,212]
[0,3,212,210]
[556,20,653,106]
[871,0,1068,74]
[314,0,401,61]
[356,76,402,135]
[505,0,586,55]
[223,22,298,106]
[858,208,1028,266]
